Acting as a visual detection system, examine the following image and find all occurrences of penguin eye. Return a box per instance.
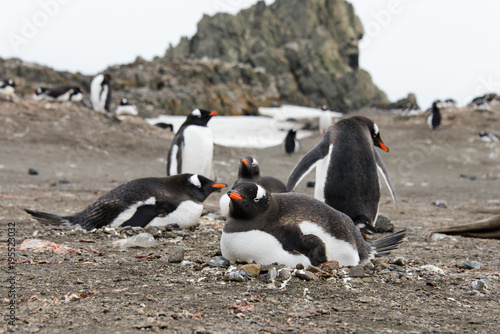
[251,163,257,167]
[254,197,260,202]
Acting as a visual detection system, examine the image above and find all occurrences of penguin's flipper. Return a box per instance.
[374,150,398,207]
[286,135,330,191]
[24,209,70,225]
[121,201,177,228]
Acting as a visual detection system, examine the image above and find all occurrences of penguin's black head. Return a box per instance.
[227,182,271,220]
[185,108,218,126]
[73,87,85,94]
[355,116,389,152]
[185,174,227,202]
[5,79,17,87]
[239,157,260,181]
[103,74,112,83]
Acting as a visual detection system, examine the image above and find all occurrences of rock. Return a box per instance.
[295,263,305,270]
[224,268,245,282]
[207,256,230,268]
[458,260,482,270]
[277,268,291,281]
[239,264,261,277]
[348,266,366,278]
[432,200,448,208]
[168,247,185,263]
[294,270,318,281]
[375,214,394,232]
[306,265,322,273]
[145,226,162,238]
[267,267,278,282]
[58,177,70,184]
[392,257,408,266]
[431,233,447,242]
[113,233,157,248]
[28,167,39,175]
[420,265,445,275]
[472,279,491,292]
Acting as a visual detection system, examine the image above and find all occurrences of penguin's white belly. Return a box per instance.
[148,200,203,228]
[319,112,333,133]
[221,230,312,267]
[56,90,72,101]
[116,105,138,116]
[70,93,83,102]
[298,221,360,267]
[426,114,433,128]
[219,194,230,217]
[182,126,213,177]
[0,86,14,96]
[314,144,333,202]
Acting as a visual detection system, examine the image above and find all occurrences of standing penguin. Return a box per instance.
[319,105,334,136]
[167,109,217,177]
[219,157,287,216]
[284,129,300,155]
[221,182,405,267]
[25,174,227,230]
[426,101,442,130]
[287,116,397,234]
[90,73,112,113]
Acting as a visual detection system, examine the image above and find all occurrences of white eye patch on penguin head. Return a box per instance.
[373,123,379,136]
[188,174,202,188]
[191,109,202,118]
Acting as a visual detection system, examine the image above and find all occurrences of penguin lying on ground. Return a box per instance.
[167,109,217,177]
[115,98,138,116]
[479,131,500,143]
[0,79,17,100]
[32,86,85,102]
[219,156,287,216]
[221,182,405,267]
[426,101,442,130]
[25,174,227,230]
[287,116,397,234]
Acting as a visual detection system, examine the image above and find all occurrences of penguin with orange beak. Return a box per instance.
[287,116,397,234]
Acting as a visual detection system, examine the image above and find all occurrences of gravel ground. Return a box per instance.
[1,99,499,333]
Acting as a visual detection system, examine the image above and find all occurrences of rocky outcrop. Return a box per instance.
[1,0,388,116]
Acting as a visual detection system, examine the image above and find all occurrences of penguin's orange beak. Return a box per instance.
[212,183,228,189]
[241,158,249,165]
[209,111,218,116]
[228,191,243,200]
[378,141,389,152]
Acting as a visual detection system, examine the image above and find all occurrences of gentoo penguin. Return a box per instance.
[167,108,217,176]
[287,116,397,234]
[221,182,405,267]
[90,73,112,113]
[0,79,17,99]
[219,157,287,216]
[319,105,334,135]
[284,129,300,155]
[115,98,138,116]
[479,131,500,143]
[426,101,442,130]
[32,86,85,102]
[25,174,227,230]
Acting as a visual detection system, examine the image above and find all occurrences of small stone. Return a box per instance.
[295,263,305,270]
[103,227,117,235]
[145,226,161,238]
[28,168,39,175]
[432,200,448,208]
[322,262,340,272]
[58,177,70,184]
[208,256,230,267]
[420,264,444,275]
[431,233,447,242]
[295,270,318,281]
[459,260,482,270]
[113,233,157,248]
[168,247,185,263]
[348,266,366,278]
[362,276,375,283]
[472,279,490,292]
[267,267,278,282]
[277,268,291,281]
[363,261,374,270]
[375,214,394,232]
[393,257,408,266]
[240,264,261,276]
[224,270,245,282]
[306,265,322,273]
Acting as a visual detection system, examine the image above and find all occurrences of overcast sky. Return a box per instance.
[1,0,499,108]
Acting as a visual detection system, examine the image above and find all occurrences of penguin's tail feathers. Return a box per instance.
[370,230,406,257]
[24,209,71,226]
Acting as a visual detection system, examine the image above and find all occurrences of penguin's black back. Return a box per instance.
[431,104,441,128]
[284,129,297,154]
[324,118,380,227]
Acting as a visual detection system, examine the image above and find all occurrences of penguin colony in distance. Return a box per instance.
[426,100,442,130]
[287,116,397,234]
[167,109,217,177]
[32,86,85,102]
[284,129,300,155]
[90,73,112,113]
[221,182,405,267]
[115,98,139,116]
[219,157,287,217]
[25,174,227,230]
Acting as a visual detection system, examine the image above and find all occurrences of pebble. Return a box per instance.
[472,279,491,292]
[224,268,245,282]
[392,257,408,266]
[295,270,318,281]
[28,167,39,175]
[348,266,366,278]
[432,200,448,208]
[113,233,157,248]
[58,177,70,184]
[459,260,482,270]
[145,226,162,238]
[240,264,261,277]
[267,267,278,282]
[168,247,185,263]
[208,256,230,268]
[431,233,447,242]
[277,268,291,281]
[295,263,305,270]
[306,265,322,273]
[375,214,394,232]
[420,264,444,275]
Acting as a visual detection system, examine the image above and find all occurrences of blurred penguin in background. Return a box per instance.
[319,105,334,136]
[90,73,112,113]
[115,98,138,116]
[284,129,300,155]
